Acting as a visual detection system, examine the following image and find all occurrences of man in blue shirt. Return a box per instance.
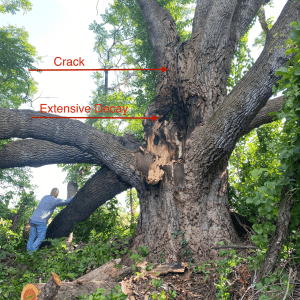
[26,188,74,255]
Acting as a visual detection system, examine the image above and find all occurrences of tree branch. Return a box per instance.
[0,139,101,169]
[135,0,180,67]
[230,1,270,44]
[40,165,131,244]
[238,96,284,138]
[258,5,270,36]
[0,108,142,188]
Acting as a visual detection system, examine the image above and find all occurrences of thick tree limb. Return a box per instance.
[192,0,214,38]
[0,108,142,188]
[0,139,101,169]
[238,96,284,138]
[192,1,271,102]
[135,0,180,67]
[40,165,130,244]
[189,0,300,176]
[193,0,270,44]
[230,1,270,44]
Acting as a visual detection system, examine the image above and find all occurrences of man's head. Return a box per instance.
[50,188,59,198]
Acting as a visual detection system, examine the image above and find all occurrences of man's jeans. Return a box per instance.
[26,219,47,254]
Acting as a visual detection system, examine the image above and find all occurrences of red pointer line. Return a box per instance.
[29,66,168,73]
[31,115,159,122]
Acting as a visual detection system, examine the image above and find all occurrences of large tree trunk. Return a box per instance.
[134,143,237,262]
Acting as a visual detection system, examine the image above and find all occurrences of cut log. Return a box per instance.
[20,259,132,300]
[38,272,61,300]
[21,272,61,300]
[21,283,41,300]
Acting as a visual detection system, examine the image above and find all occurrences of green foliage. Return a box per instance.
[79,285,128,300]
[0,25,39,109]
[228,120,283,224]
[251,269,294,300]
[151,278,162,290]
[253,16,274,49]
[214,249,245,300]
[125,188,139,215]
[0,167,38,227]
[0,0,32,14]
[229,19,300,284]
[70,198,128,244]
[0,7,39,219]
[194,247,245,300]
[0,217,124,299]
[57,163,98,189]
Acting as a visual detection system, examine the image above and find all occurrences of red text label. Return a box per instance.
[54,57,85,67]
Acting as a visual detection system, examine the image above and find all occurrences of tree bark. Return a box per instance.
[0,108,141,188]
[0,139,100,169]
[38,272,61,300]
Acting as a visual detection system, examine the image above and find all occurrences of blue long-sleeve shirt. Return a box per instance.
[30,195,74,223]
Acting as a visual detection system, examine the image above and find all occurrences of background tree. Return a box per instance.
[0,0,39,237]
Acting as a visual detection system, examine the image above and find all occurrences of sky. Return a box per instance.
[1,0,287,208]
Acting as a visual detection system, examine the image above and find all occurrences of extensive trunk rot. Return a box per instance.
[1,0,299,263]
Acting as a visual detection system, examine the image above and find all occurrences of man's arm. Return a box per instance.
[55,196,74,207]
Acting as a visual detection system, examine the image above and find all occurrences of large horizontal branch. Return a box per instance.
[238,96,284,138]
[135,0,180,67]
[189,0,300,176]
[0,108,142,188]
[0,139,101,169]
[41,165,131,243]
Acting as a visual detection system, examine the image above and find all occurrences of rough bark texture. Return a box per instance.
[67,181,78,199]
[1,0,300,264]
[0,139,101,169]
[38,272,61,300]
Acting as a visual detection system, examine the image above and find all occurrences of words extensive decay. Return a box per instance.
[40,104,128,115]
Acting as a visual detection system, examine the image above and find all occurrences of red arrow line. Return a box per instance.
[29,66,168,73]
[31,115,159,121]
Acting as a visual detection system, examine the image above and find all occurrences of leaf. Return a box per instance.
[290,28,300,41]
[251,168,267,179]
[276,67,289,75]
[259,295,269,300]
